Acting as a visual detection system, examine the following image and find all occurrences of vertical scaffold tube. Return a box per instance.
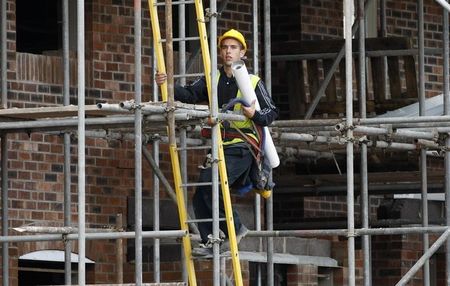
[358,1,371,285]
[443,3,450,285]
[1,0,8,284]
[344,1,356,286]
[62,0,72,284]
[418,1,430,285]
[134,0,143,284]
[77,0,86,284]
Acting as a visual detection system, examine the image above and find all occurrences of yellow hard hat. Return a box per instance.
[218,29,247,51]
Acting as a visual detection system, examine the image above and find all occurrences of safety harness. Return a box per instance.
[200,72,263,160]
[200,73,274,197]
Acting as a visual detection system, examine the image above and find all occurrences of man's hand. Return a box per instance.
[154,72,167,86]
[242,99,256,118]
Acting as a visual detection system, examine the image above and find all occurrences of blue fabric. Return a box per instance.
[193,145,253,243]
[237,183,253,196]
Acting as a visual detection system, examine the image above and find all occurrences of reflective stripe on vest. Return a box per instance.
[217,71,260,146]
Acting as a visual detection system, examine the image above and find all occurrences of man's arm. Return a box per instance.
[250,80,278,126]
[154,72,209,104]
[174,77,209,104]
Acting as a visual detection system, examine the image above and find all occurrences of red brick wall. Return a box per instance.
[122,260,250,285]
[287,264,318,286]
[372,233,445,285]
[1,0,180,282]
[1,0,448,285]
[297,0,445,96]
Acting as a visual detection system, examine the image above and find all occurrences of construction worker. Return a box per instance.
[155,28,278,256]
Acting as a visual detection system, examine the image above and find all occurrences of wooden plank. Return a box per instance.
[61,284,187,286]
[370,57,386,102]
[287,61,306,119]
[316,100,376,115]
[0,105,122,120]
[277,171,443,187]
[52,284,186,286]
[387,56,402,99]
[338,58,346,101]
[307,59,320,104]
[273,37,411,55]
[322,59,337,104]
[403,55,418,98]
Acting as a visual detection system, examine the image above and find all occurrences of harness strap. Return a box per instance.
[200,128,260,152]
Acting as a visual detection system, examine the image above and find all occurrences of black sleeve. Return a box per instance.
[251,80,279,126]
[174,77,209,104]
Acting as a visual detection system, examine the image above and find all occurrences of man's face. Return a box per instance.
[219,38,245,67]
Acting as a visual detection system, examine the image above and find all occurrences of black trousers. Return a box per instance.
[193,145,253,243]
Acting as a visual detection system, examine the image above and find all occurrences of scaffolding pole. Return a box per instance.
[1,0,8,284]
[62,0,72,284]
[264,0,274,284]
[344,1,356,286]
[2,0,450,285]
[76,0,87,284]
[357,0,371,284]
[1,134,7,286]
[209,1,221,284]
[0,230,186,243]
[248,226,450,238]
[134,0,143,283]
[417,1,431,284]
[253,0,262,284]
[443,1,450,284]
[395,229,450,286]
[178,0,188,281]
[152,42,161,284]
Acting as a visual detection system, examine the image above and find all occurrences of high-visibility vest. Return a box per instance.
[217,72,260,146]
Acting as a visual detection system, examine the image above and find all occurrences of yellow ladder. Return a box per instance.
[148,0,244,285]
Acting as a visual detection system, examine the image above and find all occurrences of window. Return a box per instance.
[19,250,95,286]
[16,0,77,54]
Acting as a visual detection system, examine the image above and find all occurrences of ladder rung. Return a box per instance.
[174,73,204,79]
[155,0,195,6]
[161,36,201,43]
[186,218,226,223]
[191,252,232,260]
[177,145,211,151]
[180,182,212,188]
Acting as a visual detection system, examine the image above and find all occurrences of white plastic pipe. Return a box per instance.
[231,60,280,168]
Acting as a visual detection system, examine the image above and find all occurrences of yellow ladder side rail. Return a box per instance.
[148,0,168,101]
[169,146,197,286]
[148,1,197,285]
[194,0,211,98]
[194,1,244,284]
[217,137,244,285]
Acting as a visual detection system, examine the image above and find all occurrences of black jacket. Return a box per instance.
[174,67,278,127]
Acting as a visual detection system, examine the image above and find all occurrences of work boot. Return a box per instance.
[192,244,213,257]
[220,225,249,252]
[254,188,272,199]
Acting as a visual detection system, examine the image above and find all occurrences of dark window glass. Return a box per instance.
[16,0,61,54]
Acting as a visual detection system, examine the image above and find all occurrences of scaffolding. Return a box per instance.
[1,0,450,285]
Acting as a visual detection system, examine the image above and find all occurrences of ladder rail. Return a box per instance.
[149,0,244,285]
[148,0,168,101]
[148,1,197,285]
[194,0,244,284]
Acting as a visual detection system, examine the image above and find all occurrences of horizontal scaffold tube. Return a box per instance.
[99,101,248,122]
[279,147,335,159]
[340,125,437,140]
[0,230,187,243]
[247,226,449,238]
[357,114,450,125]
[273,116,450,129]
[277,132,443,151]
[0,116,135,132]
